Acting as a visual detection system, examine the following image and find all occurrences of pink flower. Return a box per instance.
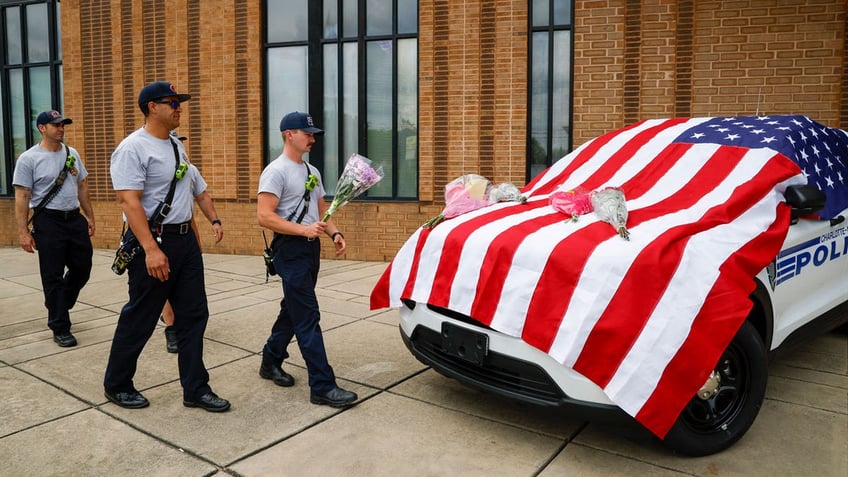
[550,188,593,221]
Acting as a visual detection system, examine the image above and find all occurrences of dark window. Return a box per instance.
[528,0,573,181]
[0,0,63,196]
[265,0,418,200]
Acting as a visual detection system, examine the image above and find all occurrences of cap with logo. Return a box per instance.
[138,81,191,107]
[36,110,72,126]
[279,111,324,135]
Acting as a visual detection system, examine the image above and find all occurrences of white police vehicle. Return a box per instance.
[393,116,848,456]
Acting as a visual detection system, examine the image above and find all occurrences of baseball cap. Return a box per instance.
[279,111,324,134]
[138,81,191,107]
[36,110,72,126]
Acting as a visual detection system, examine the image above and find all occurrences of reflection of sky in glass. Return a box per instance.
[56,2,62,58]
[532,0,571,26]
[29,67,51,115]
[29,67,51,146]
[6,7,23,64]
[343,44,358,162]
[398,0,418,34]
[267,47,308,161]
[26,3,49,62]
[366,0,392,35]
[323,44,339,186]
[554,0,571,24]
[323,0,338,38]
[532,0,547,26]
[531,32,549,155]
[343,0,358,37]
[366,41,392,129]
[10,70,26,159]
[398,39,418,197]
[267,0,307,42]
[552,30,571,159]
[0,77,5,194]
[367,41,393,197]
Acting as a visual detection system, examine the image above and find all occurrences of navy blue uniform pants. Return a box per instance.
[31,211,93,334]
[263,236,336,394]
[104,230,212,400]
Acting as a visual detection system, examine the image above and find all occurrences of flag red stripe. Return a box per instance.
[520,143,721,351]
[529,118,690,197]
[634,205,792,437]
[572,150,796,387]
[400,228,433,301]
[370,261,393,309]
[569,146,750,380]
[425,200,551,307]
[471,127,697,328]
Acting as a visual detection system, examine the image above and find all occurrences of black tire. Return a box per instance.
[662,320,768,456]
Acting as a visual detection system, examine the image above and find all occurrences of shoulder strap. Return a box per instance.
[28,144,72,225]
[163,139,181,206]
[148,139,183,230]
[286,161,314,224]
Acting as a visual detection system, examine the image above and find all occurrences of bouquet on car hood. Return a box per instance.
[549,185,630,240]
[423,174,527,228]
[322,153,384,221]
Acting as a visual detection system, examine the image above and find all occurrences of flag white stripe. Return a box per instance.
[606,183,796,415]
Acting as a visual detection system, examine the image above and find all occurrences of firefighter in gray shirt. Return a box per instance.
[13,110,95,348]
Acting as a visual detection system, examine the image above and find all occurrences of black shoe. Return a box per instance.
[53,332,77,348]
[164,326,178,354]
[310,387,358,408]
[183,392,231,412]
[259,355,294,387]
[104,389,149,409]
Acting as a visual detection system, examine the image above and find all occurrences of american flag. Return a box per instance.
[371,116,845,437]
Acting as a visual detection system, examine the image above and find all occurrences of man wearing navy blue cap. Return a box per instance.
[13,110,95,348]
[257,111,357,407]
[104,81,230,412]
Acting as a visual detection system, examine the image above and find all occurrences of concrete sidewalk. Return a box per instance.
[0,246,845,476]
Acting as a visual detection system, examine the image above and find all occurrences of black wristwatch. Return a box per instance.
[331,231,344,241]
[211,219,222,226]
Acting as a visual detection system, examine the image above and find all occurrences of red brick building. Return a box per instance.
[1,0,845,261]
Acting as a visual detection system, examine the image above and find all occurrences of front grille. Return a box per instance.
[406,324,568,407]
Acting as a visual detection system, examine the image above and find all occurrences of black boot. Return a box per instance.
[259,355,294,387]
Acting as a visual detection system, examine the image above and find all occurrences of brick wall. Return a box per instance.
[572,0,847,145]
[1,0,845,263]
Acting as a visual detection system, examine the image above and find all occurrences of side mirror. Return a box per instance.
[784,184,826,224]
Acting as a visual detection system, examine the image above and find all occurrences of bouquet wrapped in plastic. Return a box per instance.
[550,186,630,240]
[423,174,527,228]
[322,153,384,221]
[591,187,630,240]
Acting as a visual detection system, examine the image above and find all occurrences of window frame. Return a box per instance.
[263,0,418,201]
[0,0,63,196]
[527,0,574,182]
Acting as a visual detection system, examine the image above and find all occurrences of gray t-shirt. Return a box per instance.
[12,143,88,210]
[110,127,205,224]
[257,154,325,226]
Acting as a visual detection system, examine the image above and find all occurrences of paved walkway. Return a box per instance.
[0,246,845,476]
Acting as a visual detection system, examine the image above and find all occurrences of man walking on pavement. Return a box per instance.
[104,81,230,412]
[257,111,357,407]
[13,110,95,348]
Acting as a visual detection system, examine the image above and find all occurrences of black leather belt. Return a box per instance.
[42,208,80,220]
[160,222,192,235]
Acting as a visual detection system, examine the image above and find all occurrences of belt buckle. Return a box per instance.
[179,223,190,235]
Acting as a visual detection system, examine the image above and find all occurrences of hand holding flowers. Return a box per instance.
[322,154,384,222]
